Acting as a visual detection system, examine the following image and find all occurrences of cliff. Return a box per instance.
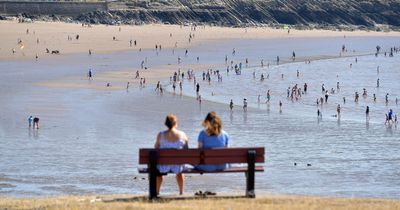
[4,0,400,30]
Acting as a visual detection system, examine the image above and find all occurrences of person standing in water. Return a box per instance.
[317,109,322,118]
[196,83,200,97]
[325,91,329,103]
[155,81,161,92]
[243,99,248,112]
[229,99,234,111]
[33,117,40,129]
[266,90,271,103]
[385,93,389,104]
[279,101,283,113]
[88,69,93,80]
[366,106,370,120]
[28,116,33,128]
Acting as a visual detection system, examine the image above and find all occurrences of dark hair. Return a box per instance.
[202,111,222,136]
[165,114,177,130]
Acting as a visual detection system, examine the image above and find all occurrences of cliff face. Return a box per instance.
[12,0,400,30]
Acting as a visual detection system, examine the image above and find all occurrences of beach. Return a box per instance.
[2,20,400,61]
[0,19,400,206]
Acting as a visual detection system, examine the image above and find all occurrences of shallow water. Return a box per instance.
[0,36,399,198]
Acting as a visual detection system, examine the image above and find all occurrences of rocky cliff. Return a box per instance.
[7,0,400,30]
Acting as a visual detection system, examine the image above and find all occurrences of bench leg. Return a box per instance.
[149,150,158,200]
[246,150,256,198]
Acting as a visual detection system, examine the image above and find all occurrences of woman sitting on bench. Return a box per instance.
[154,114,189,195]
[195,111,230,171]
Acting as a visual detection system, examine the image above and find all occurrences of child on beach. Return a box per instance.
[28,116,33,128]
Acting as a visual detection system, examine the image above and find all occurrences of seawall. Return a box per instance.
[0,1,107,16]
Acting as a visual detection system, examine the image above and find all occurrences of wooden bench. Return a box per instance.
[138,147,265,199]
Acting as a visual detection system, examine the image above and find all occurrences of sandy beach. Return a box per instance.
[1,19,400,205]
[2,20,400,61]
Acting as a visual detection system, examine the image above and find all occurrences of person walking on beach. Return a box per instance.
[266,90,271,103]
[229,99,234,111]
[325,91,329,103]
[196,83,200,97]
[317,109,322,118]
[172,82,176,93]
[135,70,140,79]
[385,93,389,104]
[337,104,341,117]
[28,116,33,128]
[155,81,161,92]
[366,106,370,120]
[88,69,93,80]
[243,98,248,112]
[355,92,359,102]
[386,109,394,124]
[279,101,282,113]
[377,78,380,88]
[154,114,189,196]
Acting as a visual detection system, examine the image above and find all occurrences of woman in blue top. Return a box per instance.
[196,111,230,171]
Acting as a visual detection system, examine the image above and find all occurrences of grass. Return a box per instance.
[0,194,400,210]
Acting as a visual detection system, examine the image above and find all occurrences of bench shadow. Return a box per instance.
[102,195,248,203]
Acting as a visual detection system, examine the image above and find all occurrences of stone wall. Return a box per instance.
[0,1,107,16]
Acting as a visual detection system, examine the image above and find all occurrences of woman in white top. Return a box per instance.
[154,114,188,195]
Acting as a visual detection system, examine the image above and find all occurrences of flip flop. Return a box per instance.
[204,191,216,196]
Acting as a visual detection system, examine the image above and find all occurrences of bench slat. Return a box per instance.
[138,166,264,174]
[203,156,264,164]
[139,147,265,165]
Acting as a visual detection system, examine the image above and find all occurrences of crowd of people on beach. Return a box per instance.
[18,24,399,130]
[151,42,399,127]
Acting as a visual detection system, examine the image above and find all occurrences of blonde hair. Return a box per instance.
[202,112,222,136]
[165,114,177,130]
